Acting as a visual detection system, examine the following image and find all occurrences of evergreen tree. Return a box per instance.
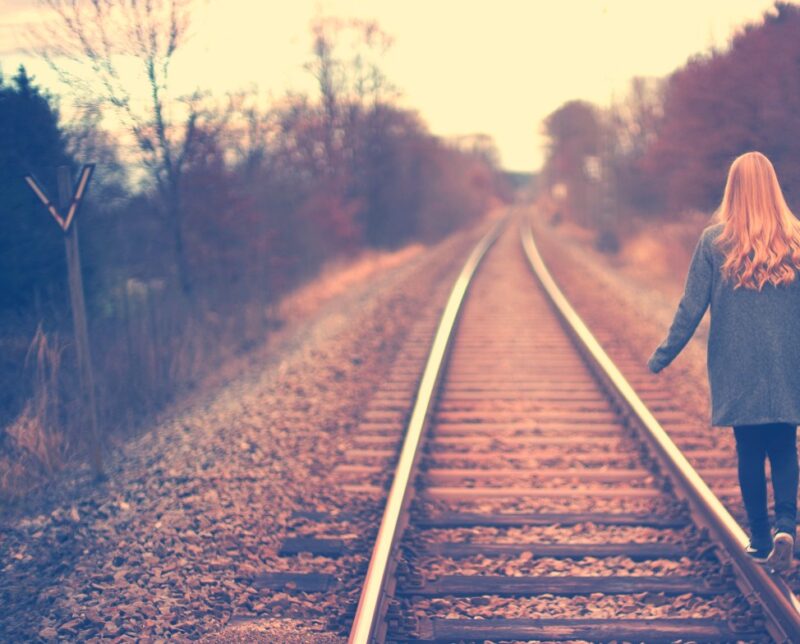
[0,65,72,317]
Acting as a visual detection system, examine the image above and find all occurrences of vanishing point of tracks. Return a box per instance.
[267,216,800,642]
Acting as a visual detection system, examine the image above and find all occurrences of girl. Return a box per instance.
[647,151,800,572]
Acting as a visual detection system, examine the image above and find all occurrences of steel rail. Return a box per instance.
[520,218,800,643]
[348,217,507,644]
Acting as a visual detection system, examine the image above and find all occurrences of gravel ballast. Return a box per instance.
[0,222,487,641]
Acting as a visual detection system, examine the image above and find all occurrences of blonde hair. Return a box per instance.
[713,151,800,290]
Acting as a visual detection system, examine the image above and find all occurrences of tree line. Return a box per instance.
[0,4,509,496]
[538,1,800,248]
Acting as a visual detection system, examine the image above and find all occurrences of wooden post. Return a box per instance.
[57,166,104,478]
[24,164,103,477]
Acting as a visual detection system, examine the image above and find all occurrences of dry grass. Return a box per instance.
[618,211,712,291]
[0,242,428,502]
[1,326,69,500]
[540,204,713,301]
[276,244,424,320]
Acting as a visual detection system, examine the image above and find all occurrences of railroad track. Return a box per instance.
[345,215,800,643]
[259,215,800,642]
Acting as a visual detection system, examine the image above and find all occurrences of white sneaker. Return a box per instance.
[766,531,795,573]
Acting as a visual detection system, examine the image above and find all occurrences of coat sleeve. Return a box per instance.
[647,233,713,373]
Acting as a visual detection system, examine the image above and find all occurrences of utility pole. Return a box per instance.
[24,164,104,478]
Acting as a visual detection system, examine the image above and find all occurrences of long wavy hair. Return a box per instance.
[713,151,800,290]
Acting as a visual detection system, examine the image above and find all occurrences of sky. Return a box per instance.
[0,0,780,171]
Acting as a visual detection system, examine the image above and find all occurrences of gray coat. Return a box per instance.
[647,222,800,427]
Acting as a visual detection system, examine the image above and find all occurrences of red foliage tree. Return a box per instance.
[640,2,800,214]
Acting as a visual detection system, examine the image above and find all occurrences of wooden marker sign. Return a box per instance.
[24,164,104,478]
[24,164,94,232]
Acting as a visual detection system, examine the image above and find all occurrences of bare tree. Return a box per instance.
[222,89,278,180]
[605,76,665,215]
[304,16,395,176]
[35,0,206,295]
[607,77,664,159]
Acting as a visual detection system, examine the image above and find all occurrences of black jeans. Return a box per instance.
[733,423,799,544]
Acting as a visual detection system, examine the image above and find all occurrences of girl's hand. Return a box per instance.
[647,354,663,374]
